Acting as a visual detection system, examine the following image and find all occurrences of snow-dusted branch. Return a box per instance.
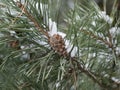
[16,1,49,38]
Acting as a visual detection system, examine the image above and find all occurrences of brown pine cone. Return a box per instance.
[49,34,68,56]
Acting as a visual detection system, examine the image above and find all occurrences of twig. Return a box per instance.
[81,29,111,47]
[16,1,49,38]
[107,30,117,68]
[107,30,113,48]
[70,57,109,89]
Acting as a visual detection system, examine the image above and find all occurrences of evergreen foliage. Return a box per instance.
[0,0,120,90]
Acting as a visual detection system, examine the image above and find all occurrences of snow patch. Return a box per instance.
[9,30,16,36]
[65,40,78,57]
[111,77,120,83]
[109,27,120,37]
[98,11,113,24]
[48,18,57,36]
[116,47,120,55]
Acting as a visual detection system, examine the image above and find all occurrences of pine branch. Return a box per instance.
[70,57,109,89]
[15,1,120,89]
[15,1,108,89]
[16,1,49,38]
[0,0,120,90]
[80,29,118,69]
[81,29,111,47]
[70,56,120,89]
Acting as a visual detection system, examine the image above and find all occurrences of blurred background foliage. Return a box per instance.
[0,0,120,90]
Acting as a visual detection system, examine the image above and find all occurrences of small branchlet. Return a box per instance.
[16,1,49,38]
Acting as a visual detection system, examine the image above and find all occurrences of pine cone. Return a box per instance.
[49,34,68,56]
